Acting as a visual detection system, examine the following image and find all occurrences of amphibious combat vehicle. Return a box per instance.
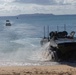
[41,26,76,61]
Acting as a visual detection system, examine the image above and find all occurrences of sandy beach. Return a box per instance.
[0,65,76,75]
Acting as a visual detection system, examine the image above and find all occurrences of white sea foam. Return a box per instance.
[0,60,59,66]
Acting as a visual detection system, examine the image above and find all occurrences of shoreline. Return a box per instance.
[0,65,76,75]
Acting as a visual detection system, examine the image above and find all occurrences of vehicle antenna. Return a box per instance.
[47,26,49,40]
[57,25,59,32]
[44,26,46,39]
[64,24,66,31]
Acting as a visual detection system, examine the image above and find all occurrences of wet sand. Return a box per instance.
[0,65,76,75]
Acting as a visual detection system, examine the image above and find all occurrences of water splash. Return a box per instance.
[30,41,55,61]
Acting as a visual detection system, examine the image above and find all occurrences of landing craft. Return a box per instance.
[41,26,76,61]
[6,20,11,26]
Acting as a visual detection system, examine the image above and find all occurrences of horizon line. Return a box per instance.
[0,13,76,17]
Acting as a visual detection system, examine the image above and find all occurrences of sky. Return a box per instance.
[0,0,76,16]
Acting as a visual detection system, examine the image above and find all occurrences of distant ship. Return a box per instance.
[6,20,11,26]
[16,17,18,19]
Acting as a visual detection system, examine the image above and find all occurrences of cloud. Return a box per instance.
[14,0,76,5]
[55,0,76,5]
[0,0,15,3]
[14,0,51,5]
[0,0,76,16]
[0,0,76,5]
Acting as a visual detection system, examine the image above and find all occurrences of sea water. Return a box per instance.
[0,14,76,66]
